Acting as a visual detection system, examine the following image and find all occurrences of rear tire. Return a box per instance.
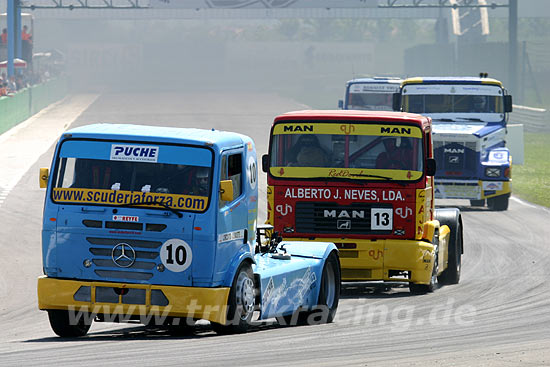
[487,194,509,211]
[314,251,341,323]
[278,251,341,326]
[302,251,341,325]
[48,310,91,338]
[212,263,255,334]
[436,208,463,285]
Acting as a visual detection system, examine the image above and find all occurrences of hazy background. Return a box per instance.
[2,1,549,108]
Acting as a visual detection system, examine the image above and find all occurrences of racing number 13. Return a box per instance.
[371,208,393,230]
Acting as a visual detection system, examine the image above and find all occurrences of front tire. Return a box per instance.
[48,310,92,338]
[212,263,255,334]
[487,194,509,211]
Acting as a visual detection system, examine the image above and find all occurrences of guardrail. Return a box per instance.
[509,104,550,133]
[0,77,68,135]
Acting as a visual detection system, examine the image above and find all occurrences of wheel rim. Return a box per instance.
[323,261,337,308]
[236,272,255,320]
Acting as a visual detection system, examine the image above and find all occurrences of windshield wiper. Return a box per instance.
[348,173,409,187]
[437,118,456,122]
[115,201,183,218]
[349,173,393,180]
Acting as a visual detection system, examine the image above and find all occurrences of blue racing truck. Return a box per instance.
[37,124,340,337]
[394,76,513,210]
[339,76,402,111]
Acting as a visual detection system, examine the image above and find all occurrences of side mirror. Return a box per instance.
[220,180,234,202]
[338,99,343,109]
[392,93,402,111]
[426,158,436,176]
[504,95,513,113]
[39,168,49,188]
[261,154,269,173]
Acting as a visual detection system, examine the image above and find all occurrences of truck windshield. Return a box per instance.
[347,92,394,111]
[51,140,212,212]
[403,94,504,114]
[269,122,424,181]
[401,84,505,115]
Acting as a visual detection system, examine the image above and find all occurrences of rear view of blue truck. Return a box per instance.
[395,77,513,210]
[37,124,340,337]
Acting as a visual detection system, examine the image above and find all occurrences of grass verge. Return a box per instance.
[512,132,550,207]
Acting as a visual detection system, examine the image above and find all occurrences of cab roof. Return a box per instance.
[62,123,247,150]
[274,110,431,129]
[347,77,402,84]
[402,76,503,87]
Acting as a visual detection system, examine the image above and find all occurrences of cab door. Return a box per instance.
[214,148,249,283]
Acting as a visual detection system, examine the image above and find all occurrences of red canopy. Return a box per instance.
[0,58,28,68]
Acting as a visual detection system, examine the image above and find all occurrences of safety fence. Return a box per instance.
[510,104,550,133]
[0,77,68,135]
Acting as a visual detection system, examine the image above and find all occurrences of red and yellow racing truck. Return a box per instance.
[262,110,463,293]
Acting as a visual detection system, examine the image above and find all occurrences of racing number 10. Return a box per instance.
[166,243,187,265]
[160,239,192,272]
[371,208,393,230]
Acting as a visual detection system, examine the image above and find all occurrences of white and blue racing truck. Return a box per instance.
[394,76,513,210]
[339,77,402,111]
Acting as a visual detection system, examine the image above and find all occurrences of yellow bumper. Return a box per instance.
[285,238,435,284]
[435,180,511,200]
[481,180,511,200]
[37,277,230,324]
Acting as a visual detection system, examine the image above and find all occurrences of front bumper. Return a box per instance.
[283,238,435,284]
[37,276,230,324]
[434,179,511,200]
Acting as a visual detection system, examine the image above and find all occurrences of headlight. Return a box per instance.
[485,167,501,177]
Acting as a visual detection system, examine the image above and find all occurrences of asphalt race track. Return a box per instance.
[1,92,549,366]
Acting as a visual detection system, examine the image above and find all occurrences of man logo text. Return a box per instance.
[444,148,465,154]
[283,125,313,132]
[324,210,365,219]
[381,127,411,135]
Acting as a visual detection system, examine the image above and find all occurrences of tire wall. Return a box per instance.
[0,77,68,135]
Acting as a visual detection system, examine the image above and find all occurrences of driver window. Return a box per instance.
[220,153,242,207]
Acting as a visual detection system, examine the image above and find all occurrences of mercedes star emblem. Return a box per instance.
[111,243,136,268]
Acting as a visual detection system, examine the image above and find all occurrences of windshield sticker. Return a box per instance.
[52,188,208,211]
[350,84,400,93]
[110,144,159,163]
[273,123,422,138]
[404,84,502,96]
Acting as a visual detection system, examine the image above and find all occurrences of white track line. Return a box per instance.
[0,94,99,207]
[511,196,549,213]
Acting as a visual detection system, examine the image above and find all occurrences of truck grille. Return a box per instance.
[433,141,478,177]
[87,237,162,281]
[295,202,392,235]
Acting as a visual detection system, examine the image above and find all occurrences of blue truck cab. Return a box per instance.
[394,77,513,210]
[38,124,340,336]
[339,77,402,111]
